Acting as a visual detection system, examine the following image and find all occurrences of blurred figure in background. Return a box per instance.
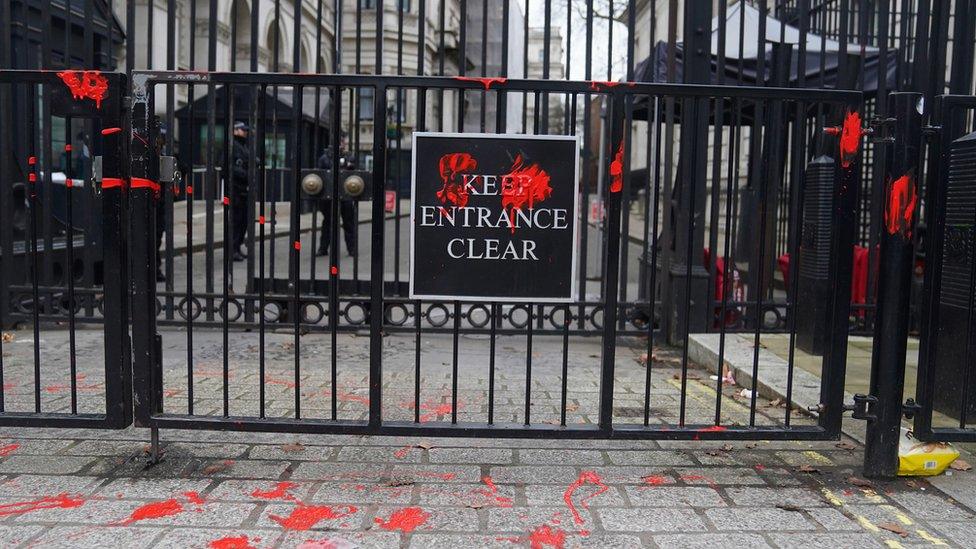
[316,131,357,257]
[230,121,251,262]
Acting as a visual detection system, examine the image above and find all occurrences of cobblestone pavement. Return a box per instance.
[0,327,973,548]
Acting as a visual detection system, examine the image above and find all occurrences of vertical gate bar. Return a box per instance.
[101,75,131,427]
[164,0,176,317]
[206,0,218,322]
[258,83,268,420]
[65,117,78,414]
[28,84,41,413]
[222,83,232,418]
[643,96,661,426]
[715,97,743,425]
[41,67,53,316]
[819,97,864,437]
[245,0,262,319]
[291,0,303,420]
[598,91,625,433]
[329,83,340,419]
[949,0,976,95]
[488,303,497,424]
[0,82,8,410]
[784,100,809,427]
[749,99,770,427]
[452,300,460,424]
[578,0,593,318]
[369,84,388,429]
[185,0,199,416]
[560,305,570,426]
[864,92,923,478]
[131,74,161,427]
[415,300,421,423]
[524,306,533,425]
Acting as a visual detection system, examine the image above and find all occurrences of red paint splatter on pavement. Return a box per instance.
[884,172,917,238]
[322,389,370,406]
[609,141,625,193]
[0,494,84,518]
[838,110,863,168]
[210,535,258,549]
[393,445,413,459]
[474,476,513,507]
[184,491,205,506]
[373,506,431,533]
[404,399,461,422]
[0,443,19,457]
[251,481,298,501]
[455,76,508,90]
[115,498,183,525]
[563,471,608,528]
[269,504,358,531]
[641,475,668,486]
[57,70,109,108]
[679,475,707,482]
[754,464,766,472]
[500,154,552,233]
[436,153,478,207]
[527,524,567,549]
[265,376,297,389]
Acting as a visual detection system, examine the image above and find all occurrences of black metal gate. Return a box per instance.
[126,69,862,440]
[0,70,130,428]
[912,94,976,443]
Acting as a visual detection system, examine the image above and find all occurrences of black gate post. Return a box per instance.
[863,92,924,478]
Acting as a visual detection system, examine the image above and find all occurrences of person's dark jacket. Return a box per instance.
[231,136,249,195]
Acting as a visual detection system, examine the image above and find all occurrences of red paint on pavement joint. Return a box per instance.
[114,498,183,525]
[527,524,567,548]
[0,443,19,457]
[251,481,298,501]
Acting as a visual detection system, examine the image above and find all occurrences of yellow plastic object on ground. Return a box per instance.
[898,428,960,476]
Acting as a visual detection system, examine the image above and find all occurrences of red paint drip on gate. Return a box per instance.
[609,141,625,193]
[884,172,917,238]
[838,110,863,168]
[500,154,552,233]
[436,153,478,207]
[455,76,508,90]
[57,70,109,109]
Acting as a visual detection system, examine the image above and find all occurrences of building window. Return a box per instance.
[359,88,374,121]
[360,0,410,11]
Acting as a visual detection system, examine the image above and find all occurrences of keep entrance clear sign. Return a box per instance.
[409,133,581,302]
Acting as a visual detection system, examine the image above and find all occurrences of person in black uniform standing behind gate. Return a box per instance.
[230,121,250,262]
[316,132,357,257]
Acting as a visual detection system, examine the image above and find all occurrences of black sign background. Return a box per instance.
[410,133,580,302]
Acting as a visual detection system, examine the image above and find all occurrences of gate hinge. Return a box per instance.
[844,393,878,421]
[903,398,923,419]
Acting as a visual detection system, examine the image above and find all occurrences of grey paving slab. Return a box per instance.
[653,533,773,549]
[598,507,708,532]
[26,525,164,549]
[704,507,817,532]
[767,532,886,549]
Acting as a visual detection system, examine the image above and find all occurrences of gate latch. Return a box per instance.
[845,393,878,421]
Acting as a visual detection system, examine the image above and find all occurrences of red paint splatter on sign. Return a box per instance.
[270,504,358,530]
[115,498,183,525]
[0,494,84,518]
[609,141,625,193]
[455,76,508,90]
[838,110,863,168]
[436,153,478,207]
[251,481,298,501]
[373,506,431,533]
[527,524,567,549]
[884,172,917,238]
[501,154,552,233]
[57,71,109,108]
[210,535,258,549]
[563,471,608,528]
[0,443,19,457]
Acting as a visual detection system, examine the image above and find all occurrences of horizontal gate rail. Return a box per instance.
[128,69,861,441]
